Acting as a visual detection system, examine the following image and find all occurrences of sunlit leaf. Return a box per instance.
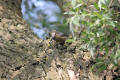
[65,39,74,43]
[73,3,83,9]
[71,0,76,7]
[94,2,99,10]
[98,0,107,9]
[109,21,116,28]
[64,11,75,15]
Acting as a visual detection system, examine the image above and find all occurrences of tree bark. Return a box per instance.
[0,0,72,80]
[0,0,107,80]
[0,0,49,79]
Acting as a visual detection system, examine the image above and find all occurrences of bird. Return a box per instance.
[50,30,70,44]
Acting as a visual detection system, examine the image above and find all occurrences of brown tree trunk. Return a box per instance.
[0,0,72,80]
[0,0,106,80]
[0,0,49,79]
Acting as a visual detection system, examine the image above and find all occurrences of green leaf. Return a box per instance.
[98,0,107,9]
[109,21,116,28]
[71,0,76,7]
[94,2,99,10]
[64,11,75,15]
[65,39,74,43]
[73,3,83,9]
[91,61,107,72]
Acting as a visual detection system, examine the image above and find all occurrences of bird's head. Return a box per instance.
[51,30,56,39]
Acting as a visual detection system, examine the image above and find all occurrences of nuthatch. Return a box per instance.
[51,30,69,44]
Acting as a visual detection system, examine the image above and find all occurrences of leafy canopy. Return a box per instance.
[65,0,120,72]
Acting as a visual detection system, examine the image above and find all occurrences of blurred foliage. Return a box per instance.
[21,0,70,39]
[64,0,120,72]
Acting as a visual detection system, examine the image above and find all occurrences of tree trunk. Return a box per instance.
[0,0,71,80]
[0,0,50,79]
[0,0,106,80]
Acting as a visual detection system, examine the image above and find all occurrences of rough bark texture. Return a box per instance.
[0,0,74,80]
[0,0,90,80]
[0,0,119,80]
[0,0,45,79]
